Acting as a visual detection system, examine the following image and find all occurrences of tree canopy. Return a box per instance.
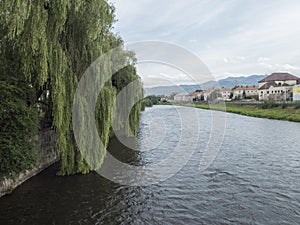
[0,0,143,176]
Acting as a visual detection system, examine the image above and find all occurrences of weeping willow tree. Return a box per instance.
[0,36,38,177]
[112,64,144,136]
[0,0,143,176]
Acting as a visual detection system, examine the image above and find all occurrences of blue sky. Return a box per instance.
[112,0,300,87]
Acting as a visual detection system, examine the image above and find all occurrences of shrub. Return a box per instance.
[294,102,300,109]
[281,102,287,109]
[259,100,278,109]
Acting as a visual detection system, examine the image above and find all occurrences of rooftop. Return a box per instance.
[259,73,300,83]
[234,86,258,91]
[220,88,231,91]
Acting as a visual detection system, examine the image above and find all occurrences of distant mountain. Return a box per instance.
[144,75,265,96]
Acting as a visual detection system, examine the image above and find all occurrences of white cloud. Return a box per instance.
[259,62,300,73]
[224,56,245,64]
[113,0,300,86]
[257,57,271,63]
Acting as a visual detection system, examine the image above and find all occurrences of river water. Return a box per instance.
[1,105,300,225]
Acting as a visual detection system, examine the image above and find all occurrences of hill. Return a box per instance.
[144,75,265,96]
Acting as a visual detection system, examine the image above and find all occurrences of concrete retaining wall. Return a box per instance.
[0,129,59,197]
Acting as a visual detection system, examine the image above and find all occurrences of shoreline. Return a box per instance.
[172,102,300,122]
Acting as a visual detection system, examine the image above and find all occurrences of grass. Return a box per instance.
[181,103,300,122]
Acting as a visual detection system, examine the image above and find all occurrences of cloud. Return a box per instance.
[136,63,212,87]
[257,57,271,63]
[259,62,300,73]
[224,56,245,64]
[113,0,300,86]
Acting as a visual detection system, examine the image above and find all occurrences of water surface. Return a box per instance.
[1,105,300,224]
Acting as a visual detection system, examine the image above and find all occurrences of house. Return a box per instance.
[169,92,180,100]
[174,93,193,102]
[258,73,300,101]
[203,88,217,101]
[188,92,204,102]
[232,86,258,99]
[293,85,300,101]
[219,88,231,100]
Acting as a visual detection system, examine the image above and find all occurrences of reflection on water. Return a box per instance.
[1,105,300,224]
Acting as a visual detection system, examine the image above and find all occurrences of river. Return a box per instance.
[1,105,300,224]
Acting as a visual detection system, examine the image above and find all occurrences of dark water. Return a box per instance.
[1,105,300,225]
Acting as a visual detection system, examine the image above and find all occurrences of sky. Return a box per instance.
[112,0,300,87]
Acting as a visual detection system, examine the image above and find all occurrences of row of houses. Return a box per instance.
[173,85,259,102]
[173,73,300,102]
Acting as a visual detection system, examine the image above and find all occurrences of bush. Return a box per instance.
[259,100,278,109]
[294,102,300,109]
[141,98,153,110]
[281,102,287,109]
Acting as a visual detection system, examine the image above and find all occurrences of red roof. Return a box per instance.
[234,86,258,91]
[220,88,231,91]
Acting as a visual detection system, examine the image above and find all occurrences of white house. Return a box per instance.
[258,73,300,101]
[174,93,193,102]
[232,86,258,99]
[219,88,231,100]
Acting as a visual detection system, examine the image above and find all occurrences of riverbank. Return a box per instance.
[180,103,300,122]
[0,129,59,197]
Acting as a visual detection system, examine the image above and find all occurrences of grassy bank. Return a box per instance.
[182,103,300,122]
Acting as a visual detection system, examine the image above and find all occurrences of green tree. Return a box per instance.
[0,0,143,176]
[242,90,246,99]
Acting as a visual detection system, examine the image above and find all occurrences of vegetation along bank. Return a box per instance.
[0,0,144,188]
[182,101,300,122]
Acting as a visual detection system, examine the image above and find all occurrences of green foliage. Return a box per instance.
[281,102,287,109]
[112,65,143,136]
[259,100,278,109]
[0,22,38,177]
[141,98,153,109]
[0,80,38,177]
[145,95,160,105]
[184,103,300,122]
[0,0,143,176]
[294,102,300,109]
[242,90,246,99]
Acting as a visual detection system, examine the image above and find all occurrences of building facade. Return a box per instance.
[232,86,258,99]
[293,85,300,101]
[258,73,300,101]
[174,93,193,102]
[219,88,231,100]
